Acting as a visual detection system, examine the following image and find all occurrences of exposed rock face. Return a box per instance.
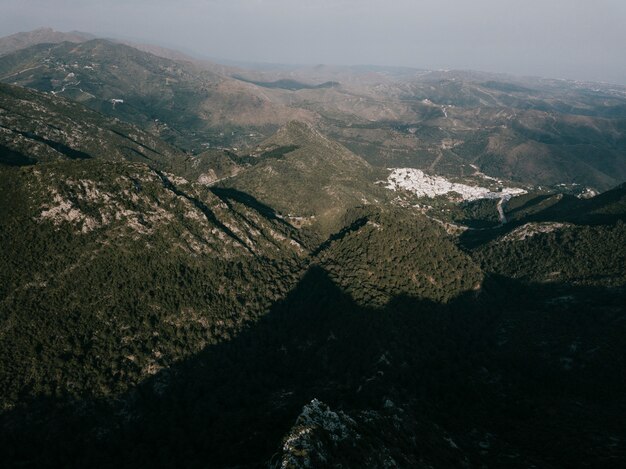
[272,399,474,469]
[500,222,572,242]
[275,399,358,469]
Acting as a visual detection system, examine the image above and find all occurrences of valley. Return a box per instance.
[0,27,625,468]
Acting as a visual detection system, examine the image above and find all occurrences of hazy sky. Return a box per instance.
[1,0,625,84]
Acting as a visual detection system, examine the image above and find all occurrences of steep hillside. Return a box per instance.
[1,157,625,468]
[506,183,626,225]
[0,40,315,151]
[0,158,308,407]
[453,183,626,248]
[221,121,385,236]
[0,31,625,469]
[464,183,626,287]
[0,82,260,186]
[475,221,626,287]
[315,207,483,306]
[0,82,184,166]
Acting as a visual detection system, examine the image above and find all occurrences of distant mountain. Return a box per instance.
[0,81,270,190]
[232,66,626,190]
[0,27,214,64]
[324,76,626,189]
[3,30,624,190]
[0,27,93,56]
[233,75,339,91]
[118,41,197,63]
[0,38,316,152]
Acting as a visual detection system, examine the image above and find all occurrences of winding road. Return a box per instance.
[497,195,512,224]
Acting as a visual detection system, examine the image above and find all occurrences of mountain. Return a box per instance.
[0,156,309,407]
[0,30,625,469]
[326,77,626,189]
[0,27,94,56]
[2,219,624,467]
[0,27,223,65]
[0,39,315,152]
[315,206,483,306]
[232,65,626,190]
[220,121,385,237]
[453,182,626,248]
[3,30,625,190]
[0,82,184,166]
[0,81,273,191]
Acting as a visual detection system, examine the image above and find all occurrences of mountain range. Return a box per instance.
[0,28,625,468]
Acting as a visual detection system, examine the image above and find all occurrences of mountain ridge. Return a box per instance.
[0,28,625,469]
[220,120,385,236]
[0,27,94,57]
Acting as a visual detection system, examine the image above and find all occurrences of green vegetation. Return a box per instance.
[0,37,625,468]
[222,121,388,237]
[3,39,626,188]
[0,159,306,407]
[475,221,626,287]
[0,40,282,152]
[0,82,185,166]
[1,149,625,467]
[316,207,483,305]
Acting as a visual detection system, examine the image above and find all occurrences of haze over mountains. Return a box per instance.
[2,28,626,189]
[3,0,626,83]
[1,27,625,468]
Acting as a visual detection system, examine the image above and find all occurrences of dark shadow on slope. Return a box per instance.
[153,169,254,255]
[506,194,556,218]
[1,269,625,468]
[0,144,36,166]
[209,186,313,250]
[311,216,369,256]
[259,145,299,160]
[210,187,283,222]
[0,126,91,160]
[109,128,165,157]
[122,146,156,163]
[233,76,339,91]
[460,187,626,249]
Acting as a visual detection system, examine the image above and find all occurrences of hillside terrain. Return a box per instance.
[0,27,94,56]
[231,67,626,190]
[0,82,184,166]
[0,82,268,185]
[0,29,625,468]
[2,33,626,190]
[0,158,309,405]
[221,121,386,236]
[0,39,314,152]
